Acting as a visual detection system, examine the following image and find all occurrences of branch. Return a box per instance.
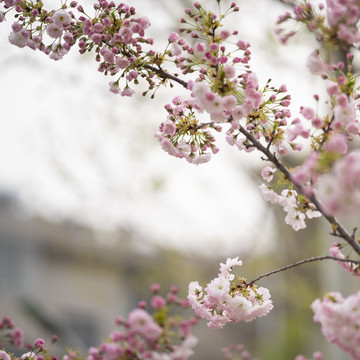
[248,255,360,286]
[238,124,360,256]
[144,64,189,89]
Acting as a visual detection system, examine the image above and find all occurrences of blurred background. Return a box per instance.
[0,0,359,359]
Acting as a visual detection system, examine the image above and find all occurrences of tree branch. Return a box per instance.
[248,255,360,286]
[144,64,189,89]
[238,124,360,256]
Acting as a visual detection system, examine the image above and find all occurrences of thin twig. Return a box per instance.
[248,255,360,286]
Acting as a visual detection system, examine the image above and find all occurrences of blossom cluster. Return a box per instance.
[1,0,171,96]
[155,96,220,164]
[311,290,360,360]
[187,257,273,328]
[0,316,24,349]
[0,286,199,360]
[77,285,198,360]
[259,184,321,232]
[158,2,305,165]
[275,0,360,49]
[221,344,260,360]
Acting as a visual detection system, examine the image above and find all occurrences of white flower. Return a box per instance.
[192,153,211,165]
[285,210,306,231]
[206,275,230,299]
[306,208,321,219]
[219,257,242,279]
[259,184,279,204]
[8,31,27,47]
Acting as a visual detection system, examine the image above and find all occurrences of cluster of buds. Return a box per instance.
[82,284,198,360]
[187,257,273,329]
[275,0,360,49]
[0,316,24,349]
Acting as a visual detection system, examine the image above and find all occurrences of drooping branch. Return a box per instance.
[238,124,360,256]
[248,255,360,286]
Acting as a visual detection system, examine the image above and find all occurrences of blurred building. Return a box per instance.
[0,190,137,354]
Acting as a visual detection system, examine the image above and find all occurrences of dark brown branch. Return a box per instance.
[248,255,360,286]
[238,124,360,256]
[144,64,188,88]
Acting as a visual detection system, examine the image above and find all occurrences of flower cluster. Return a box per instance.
[221,344,260,360]
[311,290,360,360]
[187,257,273,328]
[84,285,198,360]
[155,96,220,164]
[0,316,24,349]
[1,0,176,96]
[259,185,321,231]
[0,286,199,360]
[275,0,360,49]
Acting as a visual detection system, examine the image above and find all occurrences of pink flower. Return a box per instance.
[151,295,166,309]
[34,338,44,348]
[0,351,11,360]
[52,10,72,26]
[327,82,340,97]
[127,308,162,341]
[168,31,179,43]
[8,31,27,47]
[188,258,273,328]
[195,42,205,52]
[109,81,120,94]
[46,23,63,38]
[163,120,176,136]
[324,133,348,154]
[100,343,123,360]
[115,57,130,69]
[223,65,235,78]
[170,43,182,56]
[312,291,360,359]
[261,166,275,182]
[121,87,135,97]
[222,95,237,111]
[300,107,315,120]
[10,328,24,348]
